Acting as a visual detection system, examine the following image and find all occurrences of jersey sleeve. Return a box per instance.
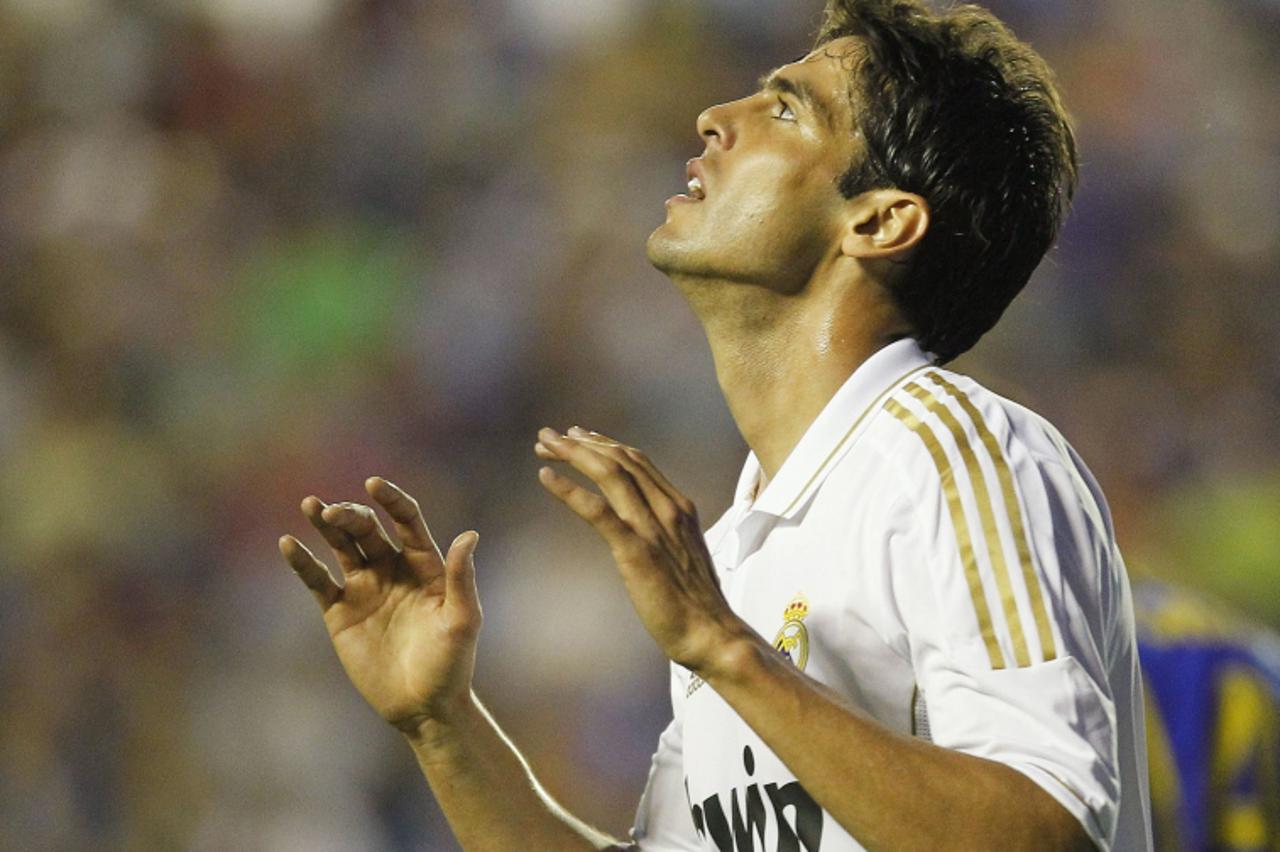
[630,667,701,851]
[879,376,1124,849]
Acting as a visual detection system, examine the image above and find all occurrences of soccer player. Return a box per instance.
[279,1,1152,849]
[1136,579,1280,850]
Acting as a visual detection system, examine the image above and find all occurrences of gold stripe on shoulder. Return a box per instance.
[904,381,1032,667]
[884,396,1006,669]
[925,372,1058,661]
[778,364,929,516]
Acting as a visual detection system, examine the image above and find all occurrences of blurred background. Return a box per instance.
[0,0,1277,849]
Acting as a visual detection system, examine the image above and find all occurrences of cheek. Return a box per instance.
[737,148,838,210]
[712,162,840,252]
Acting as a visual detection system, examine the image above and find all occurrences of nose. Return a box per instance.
[696,100,737,151]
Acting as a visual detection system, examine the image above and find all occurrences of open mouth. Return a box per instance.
[665,159,707,207]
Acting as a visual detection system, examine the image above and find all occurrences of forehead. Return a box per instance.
[770,36,863,124]
[798,35,864,70]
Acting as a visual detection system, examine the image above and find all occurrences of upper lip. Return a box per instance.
[686,158,707,197]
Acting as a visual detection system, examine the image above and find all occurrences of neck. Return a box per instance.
[679,274,910,485]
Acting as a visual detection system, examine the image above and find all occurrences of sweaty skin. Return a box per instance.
[282,39,1095,852]
[647,39,922,487]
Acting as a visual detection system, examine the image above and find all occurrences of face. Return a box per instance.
[647,38,863,292]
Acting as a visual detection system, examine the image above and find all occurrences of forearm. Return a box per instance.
[406,693,628,852]
[701,638,1093,852]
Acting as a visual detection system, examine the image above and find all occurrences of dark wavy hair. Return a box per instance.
[818,0,1078,363]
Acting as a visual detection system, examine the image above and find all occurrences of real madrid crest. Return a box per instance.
[773,593,811,670]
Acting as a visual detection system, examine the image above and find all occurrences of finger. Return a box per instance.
[443,531,482,616]
[559,429,698,536]
[567,425,605,441]
[538,465,633,543]
[581,440,675,517]
[302,496,365,574]
[365,477,441,557]
[279,535,341,609]
[563,435,687,536]
[534,441,558,461]
[622,446,698,518]
[573,429,695,515]
[321,502,397,562]
[538,429,662,539]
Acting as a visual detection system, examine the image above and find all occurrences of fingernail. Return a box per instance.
[568,425,587,436]
[539,427,563,443]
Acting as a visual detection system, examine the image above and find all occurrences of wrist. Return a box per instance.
[399,691,480,752]
[693,625,772,689]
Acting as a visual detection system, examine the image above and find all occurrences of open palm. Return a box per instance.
[280,477,481,733]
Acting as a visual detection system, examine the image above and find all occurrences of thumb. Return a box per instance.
[443,531,481,614]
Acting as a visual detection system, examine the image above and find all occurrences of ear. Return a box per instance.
[839,190,930,261]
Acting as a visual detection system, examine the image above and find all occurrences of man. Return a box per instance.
[280,1,1151,849]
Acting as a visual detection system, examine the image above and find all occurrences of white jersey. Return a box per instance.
[631,338,1152,852]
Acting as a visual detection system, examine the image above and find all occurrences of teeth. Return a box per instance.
[687,176,704,199]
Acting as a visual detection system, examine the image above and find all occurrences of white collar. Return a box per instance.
[731,337,933,520]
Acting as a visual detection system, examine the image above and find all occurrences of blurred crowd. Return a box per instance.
[0,0,1276,849]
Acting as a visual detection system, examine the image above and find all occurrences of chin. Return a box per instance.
[645,225,683,274]
[645,220,707,274]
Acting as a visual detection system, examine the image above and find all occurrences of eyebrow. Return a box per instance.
[758,71,835,130]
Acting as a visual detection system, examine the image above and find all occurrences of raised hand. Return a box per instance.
[279,477,481,735]
[534,427,752,676]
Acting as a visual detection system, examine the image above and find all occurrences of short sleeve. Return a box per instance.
[881,381,1125,849]
[908,647,1119,848]
[630,670,700,851]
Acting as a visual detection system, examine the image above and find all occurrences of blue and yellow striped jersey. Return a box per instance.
[1136,580,1280,851]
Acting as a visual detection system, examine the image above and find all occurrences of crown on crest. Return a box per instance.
[783,595,809,622]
